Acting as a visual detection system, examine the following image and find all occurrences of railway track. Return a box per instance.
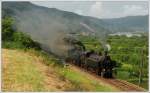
[68,63,146,91]
[103,78,145,91]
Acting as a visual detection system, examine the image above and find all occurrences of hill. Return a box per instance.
[2,49,119,91]
[2,2,148,56]
[102,15,148,32]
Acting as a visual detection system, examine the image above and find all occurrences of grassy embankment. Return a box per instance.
[2,49,119,91]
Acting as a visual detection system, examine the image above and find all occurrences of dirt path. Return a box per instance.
[32,56,72,91]
[69,64,146,92]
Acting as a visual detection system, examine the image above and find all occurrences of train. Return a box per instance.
[64,36,117,78]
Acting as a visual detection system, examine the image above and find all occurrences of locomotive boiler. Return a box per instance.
[64,36,117,78]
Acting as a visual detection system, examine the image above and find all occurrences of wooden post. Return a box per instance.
[138,48,144,85]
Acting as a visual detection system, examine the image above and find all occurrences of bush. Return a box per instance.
[2,17,14,41]
[2,17,41,50]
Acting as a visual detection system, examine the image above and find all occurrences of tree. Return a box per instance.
[2,17,41,50]
[2,17,14,41]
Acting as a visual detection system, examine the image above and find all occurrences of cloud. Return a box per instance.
[75,10,83,15]
[88,2,103,18]
[32,1,148,19]
[123,5,148,16]
[87,2,148,19]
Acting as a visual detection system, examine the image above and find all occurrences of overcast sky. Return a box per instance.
[31,1,148,19]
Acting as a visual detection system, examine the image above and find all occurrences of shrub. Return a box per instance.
[2,17,41,50]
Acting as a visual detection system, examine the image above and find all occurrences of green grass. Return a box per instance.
[56,67,118,91]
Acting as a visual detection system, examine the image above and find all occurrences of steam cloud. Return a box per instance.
[80,22,110,51]
[13,7,72,57]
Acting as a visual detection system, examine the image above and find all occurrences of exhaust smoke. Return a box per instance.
[80,22,110,51]
[12,7,73,57]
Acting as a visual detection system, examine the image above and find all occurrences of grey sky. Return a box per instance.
[31,1,148,19]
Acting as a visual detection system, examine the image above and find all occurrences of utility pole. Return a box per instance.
[138,48,144,85]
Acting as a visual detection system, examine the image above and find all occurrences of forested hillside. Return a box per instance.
[102,15,148,32]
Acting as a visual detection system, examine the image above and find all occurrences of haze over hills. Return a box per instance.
[2,2,148,55]
[102,15,148,33]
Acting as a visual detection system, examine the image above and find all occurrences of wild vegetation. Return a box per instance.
[2,17,41,50]
[108,35,148,89]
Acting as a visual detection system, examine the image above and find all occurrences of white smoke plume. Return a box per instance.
[13,6,72,57]
[80,22,95,33]
[80,22,110,51]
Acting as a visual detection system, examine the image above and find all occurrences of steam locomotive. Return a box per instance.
[64,36,117,78]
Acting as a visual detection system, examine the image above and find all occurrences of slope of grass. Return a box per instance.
[27,49,119,91]
[2,49,76,92]
[2,49,119,91]
[57,67,118,91]
[2,49,45,91]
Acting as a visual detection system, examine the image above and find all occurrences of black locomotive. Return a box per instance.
[64,36,117,78]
